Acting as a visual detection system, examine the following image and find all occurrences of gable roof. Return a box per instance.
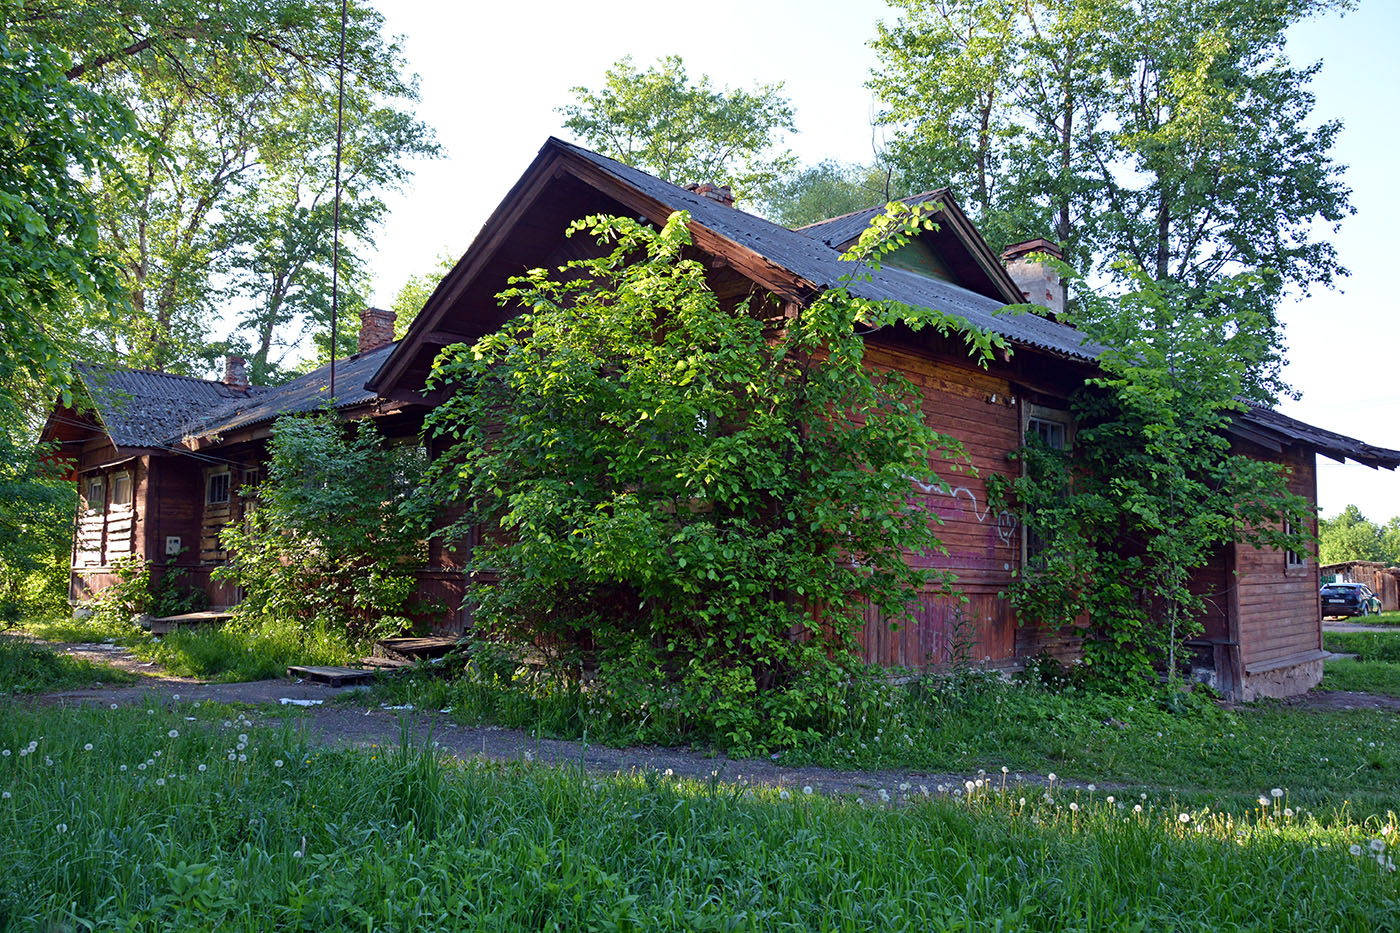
[1235,404,1400,470]
[69,344,395,451]
[71,363,270,449]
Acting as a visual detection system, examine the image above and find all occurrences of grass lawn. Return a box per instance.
[378,670,1400,818]
[1324,658,1400,697]
[1329,610,1400,626]
[2,702,1397,930]
[1326,629,1400,663]
[0,637,137,695]
[19,613,365,683]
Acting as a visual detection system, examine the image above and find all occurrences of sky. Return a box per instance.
[363,0,1399,522]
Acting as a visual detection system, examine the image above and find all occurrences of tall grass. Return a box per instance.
[20,613,364,683]
[1326,630,1400,663]
[1324,658,1400,697]
[0,702,1396,930]
[0,637,137,694]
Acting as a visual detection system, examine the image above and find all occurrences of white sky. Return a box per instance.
[360,0,1399,522]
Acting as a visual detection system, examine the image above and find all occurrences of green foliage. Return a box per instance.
[215,413,427,642]
[991,265,1310,684]
[14,0,438,378]
[0,637,136,693]
[89,555,205,627]
[1319,504,1400,565]
[388,250,457,340]
[871,0,1355,398]
[421,207,1003,753]
[763,159,910,228]
[558,55,796,203]
[5,704,1400,929]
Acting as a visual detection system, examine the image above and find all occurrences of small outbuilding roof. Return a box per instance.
[1235,404,1400,470]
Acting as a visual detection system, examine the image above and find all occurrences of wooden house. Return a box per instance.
[45,137,1400,701]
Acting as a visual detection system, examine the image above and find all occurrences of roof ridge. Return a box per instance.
[74,360,272,393]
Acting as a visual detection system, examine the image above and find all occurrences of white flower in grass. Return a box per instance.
[146,710,154,716]
[137,763,147,771]
[1134,805,1143,813]
[44,757,53,766]
[965,781,975,794]
[292,850,303,859]
[238,734,248,744]
[110,704,118,710]
[236,743,246,752]
[1384,827,1394,836]
[1001,766,1009,775]
[56,823,67,833]
[898,782,909,792]
[172,694,180,700]
[1371,839,1387,853]
[152,751,161,758]
[663,769,673,777]
[879,789,891,802]
[83,744,93,752]
[1,750,8,757]
[168,730,179,739]
[1140,793,1147,801]
[198,764,207,773]
[1178,813,1191,824]
[0,791,9,800]
[802,786,813,795]
[1284,808,1294,818]
[238,754,247,763]
[937,785,946,794]
[17,750,27,758]
[1069,802,1079,812]
[119,765,127,772]
[274,760,284,769]
[224,720,232,728]
[1350,844,1364,856]
[1271,788,1283,798]
[1018,797,1026,807]
[779,790,791,800]
[1087,784,1096,793]
[1047,773,1056,783]
[1106,796,1115,805]
[227,753,236,762]
[1258,796,1272,808]
[155,778,165,787]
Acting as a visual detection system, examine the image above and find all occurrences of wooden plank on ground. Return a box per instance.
[287,665,375,687]
[373,636,465,663]
[148,610,234,635]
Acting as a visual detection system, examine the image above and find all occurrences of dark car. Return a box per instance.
[1320,582,1382,618]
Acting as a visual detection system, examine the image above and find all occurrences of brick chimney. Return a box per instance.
[223,354,249,391]
[685,182,735,207]
[358,307,397,354]
[1000,238,1065,319]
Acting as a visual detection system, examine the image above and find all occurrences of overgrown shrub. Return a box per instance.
[89,554,204,626]
[216,413,428,642]
[419,207,1005,753]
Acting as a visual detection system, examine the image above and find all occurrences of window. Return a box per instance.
[206,471,231,505]
[85,476,105,511]
[1285,518,1305,568]
[111,472,132,507]
[1023,407,1072,565]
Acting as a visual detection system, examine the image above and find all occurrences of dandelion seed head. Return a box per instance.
[1371,839,1386,853]
[1134,804,1142,813]
[1271,788,1283,798]
[1070,802,1079,812]
[1106,796,1115,804]
[803,785,814,795]
[83,744,92,752]
[168,730,179,739]
[274,759,284,768]
[779,790,791,800]
[1179,813,1191,823]
[1087,784,1096,793]
[198,764,207,772]
[0,791,8,800]
[1284,808,1294,818]
[56,823,67,833]
[155,778,165,787]
[1047,773,1056,783]
[238,754,246,763]
[1350,844,1364,856]
[119,764,127,772]
[1259,796,1272,807]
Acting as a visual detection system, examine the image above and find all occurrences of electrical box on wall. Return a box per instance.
[164,536,181,556]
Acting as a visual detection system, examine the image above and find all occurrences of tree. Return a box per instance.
[0,17,132,616]
[871,0,1354,399]
[17,1,438,377]
[559,55,796,203]
[763,160,911,228]
[389,250,458,340]
[1318,504,1384,565]
[419,208,1004,752]
[992,263,1310,684]
[214,413,427,641]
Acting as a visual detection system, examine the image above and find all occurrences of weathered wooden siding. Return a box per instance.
[1233,441,1321,675]
[855,342,1021,669]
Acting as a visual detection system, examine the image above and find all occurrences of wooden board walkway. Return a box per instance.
[148,610,234,636]
[372,636,465,663]
[286,665,375,688]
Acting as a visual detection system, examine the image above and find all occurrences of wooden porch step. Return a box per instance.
[372,636,466,664]
[148,610,235,636]
[287,665,375,687]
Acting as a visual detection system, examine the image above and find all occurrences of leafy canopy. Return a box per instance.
[559,55,796,203]
[992,262,1310,684]
[420,207,1003,753]
[871,0,1354,399]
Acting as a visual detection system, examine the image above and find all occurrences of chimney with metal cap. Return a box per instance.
[1000,238,1065,319]
[358,307,397,354]
[223,354,250,391]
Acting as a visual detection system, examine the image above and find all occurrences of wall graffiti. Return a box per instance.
[909,477,1018,546]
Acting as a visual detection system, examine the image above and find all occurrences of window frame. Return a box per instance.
[1284,517,1306,570]
[84,475,105,512]
[110,471,133,509]
[206,470,231,506]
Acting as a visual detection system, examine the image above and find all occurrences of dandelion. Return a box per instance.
[110,704,118,710]
[803,786,814,795]
[0,750,7,757]
[1106,796,1115,805]
[937,785,946,794]
[1001,766,1009,774]
[1070,802,1079,812]
[1350,844,1364,856]
[1087,784,1096,793]
[153,751,161,758]
[1018,797,1026,807]
[1134,804,1143,813]
[1371,839,1387,853]
[1140,793,1147,801]
[44,757,53,766]
[227,753,236,762]
[238,734,248,744]
[898,782,909,792]
[56,823,67,833]
[965,780,975,794]
[1271,788,1284,799]
[663,768,673,777]
[120,765,127,772]
[238,754,247,763]
[292,850,303,859]
[1178,813,1191,824]
[779,790,791,800]
[155,778,165,787]
[0,791,8,800]
[1284,808,1294,818]
[274,760,284,769]
[198,764,207,773]
[137,762,147,771]
[146,710,154,716]
[168,730,179,739]
[1047,773,1056,783]
[1258,796,1272,808]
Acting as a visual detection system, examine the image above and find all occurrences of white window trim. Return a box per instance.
[110,470,133,509]
[84,475,105,513]
[206,470,232,506]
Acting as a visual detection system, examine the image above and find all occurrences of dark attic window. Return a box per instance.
[206,471,231,506]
